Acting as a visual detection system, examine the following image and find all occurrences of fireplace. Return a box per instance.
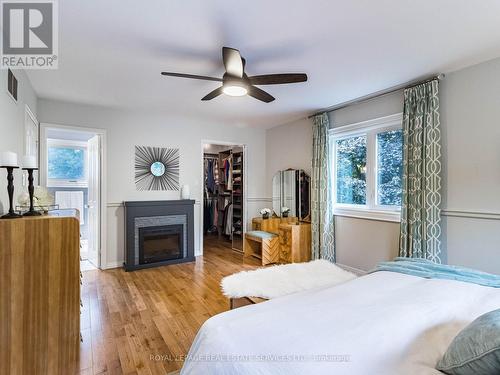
[139,224,183,264]
[124,200,195,271]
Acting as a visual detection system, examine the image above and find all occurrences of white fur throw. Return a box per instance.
[221,260,357,299]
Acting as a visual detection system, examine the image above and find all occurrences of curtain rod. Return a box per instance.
[308,73,445,119]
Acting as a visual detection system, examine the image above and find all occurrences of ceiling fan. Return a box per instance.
[161,47,307,103]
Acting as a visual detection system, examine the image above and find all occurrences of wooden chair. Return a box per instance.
[244,230,280,265]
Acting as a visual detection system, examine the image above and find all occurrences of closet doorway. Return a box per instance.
[202,142,245,254]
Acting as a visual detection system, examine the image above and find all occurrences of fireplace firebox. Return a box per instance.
[139,224,183,264]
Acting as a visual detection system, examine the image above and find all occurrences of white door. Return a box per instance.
[87,135,101,268]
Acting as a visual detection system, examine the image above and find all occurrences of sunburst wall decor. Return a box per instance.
[135,146,180,191]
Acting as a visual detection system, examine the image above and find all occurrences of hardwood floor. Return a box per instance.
[79,236,259,374]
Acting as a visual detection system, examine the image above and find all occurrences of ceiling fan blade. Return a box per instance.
[161,72,222,82]
[248,73,307,85]
[201,87,224,101]
[247,86,275,103]
[222,47,243,77]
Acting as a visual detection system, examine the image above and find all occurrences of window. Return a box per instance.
[376,129,403,206]
[330,113,403,222]
[47,139,88,187]
[335,135,367,205]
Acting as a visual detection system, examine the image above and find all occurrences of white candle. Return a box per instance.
[22,155,37,169]
[0,151,18,167]
[181,185,190,199]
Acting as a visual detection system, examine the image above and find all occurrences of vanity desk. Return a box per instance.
[245,168,312,265]
[251,216,297,232]
[245,217,311,265]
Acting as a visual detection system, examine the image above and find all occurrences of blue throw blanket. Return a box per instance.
[375,257,500,288]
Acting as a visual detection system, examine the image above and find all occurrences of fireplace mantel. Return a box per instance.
[123,200,195,271]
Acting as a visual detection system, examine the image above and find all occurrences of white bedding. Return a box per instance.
[181,271,500,375]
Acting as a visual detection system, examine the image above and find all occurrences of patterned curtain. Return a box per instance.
[311,113,335,262]
[399,80,442,263]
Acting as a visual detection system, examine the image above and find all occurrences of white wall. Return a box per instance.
[439,57,500,273]
[37,99,268,268]
[265,117,312,198]
[266,56,500,274]
[0,69,38,213]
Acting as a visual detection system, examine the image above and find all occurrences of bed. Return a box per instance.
[181,270,500,375]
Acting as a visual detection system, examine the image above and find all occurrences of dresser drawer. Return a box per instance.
[280,245,292,263]
[279,229,291,245]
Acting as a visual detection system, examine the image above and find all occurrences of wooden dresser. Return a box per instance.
[249,217,311,265]
[0,214,80,374]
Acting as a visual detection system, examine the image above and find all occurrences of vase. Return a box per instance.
[262,213,269,220]
[282,212,289,218]
[181,185,190,200]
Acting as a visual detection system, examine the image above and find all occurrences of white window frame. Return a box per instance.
[46,138,88,188]
[329,113,403,222]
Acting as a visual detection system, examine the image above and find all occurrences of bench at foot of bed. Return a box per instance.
[230,296,268,309]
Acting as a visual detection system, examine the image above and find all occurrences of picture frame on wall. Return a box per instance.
[134,145,180,191]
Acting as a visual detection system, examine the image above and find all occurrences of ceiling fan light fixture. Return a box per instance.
[222,82,248,97]
[161,46,307,103]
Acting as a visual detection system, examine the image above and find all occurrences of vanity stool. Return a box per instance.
[244,231,280,265]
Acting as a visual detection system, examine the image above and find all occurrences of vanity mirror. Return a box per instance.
[272,169,310,220]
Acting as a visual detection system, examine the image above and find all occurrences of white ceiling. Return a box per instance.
[26,0,500,128]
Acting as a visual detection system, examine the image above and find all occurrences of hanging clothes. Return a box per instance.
[203,199,212,233]
[206,159,216,193]
[213,199,218,230]
[204,155,220,234]
[224,203,233,236]
[224,157,233,191]
[203,151,239,239]
[214,159,219,185]
[203,197,219,234]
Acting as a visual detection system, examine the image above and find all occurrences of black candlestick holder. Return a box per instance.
[22,168,41,216]
[1,166,22,219]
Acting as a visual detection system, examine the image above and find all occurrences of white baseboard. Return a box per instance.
[103,261,123,270]
[337,263,367,275]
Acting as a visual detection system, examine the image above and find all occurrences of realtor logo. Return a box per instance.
[1,0,58,69]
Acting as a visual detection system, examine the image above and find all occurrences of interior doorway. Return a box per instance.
[201,142,245,254]
[40,124,106,270]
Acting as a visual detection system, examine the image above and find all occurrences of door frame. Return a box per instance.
[40,122,107,269]
[24,104,40,186]
[199,139,247,256]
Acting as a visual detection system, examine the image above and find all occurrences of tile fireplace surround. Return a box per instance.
[123,200,195,271]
